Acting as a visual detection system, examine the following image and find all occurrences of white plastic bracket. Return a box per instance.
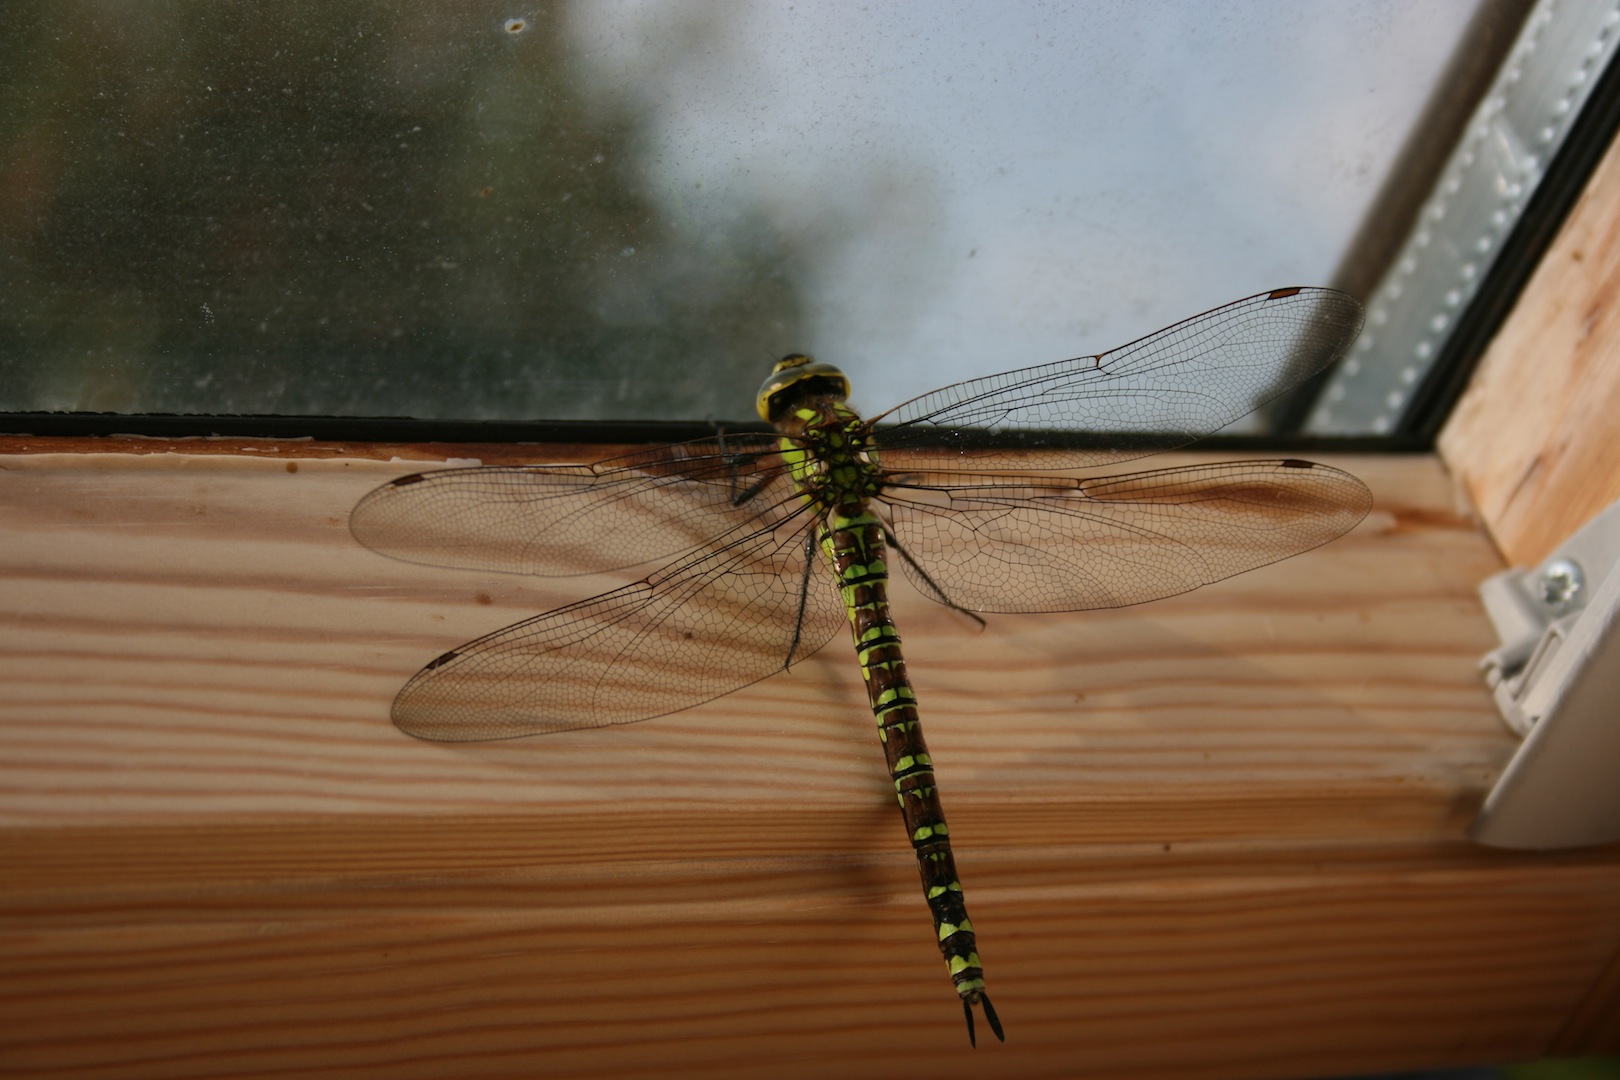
[1470,497,1620,849]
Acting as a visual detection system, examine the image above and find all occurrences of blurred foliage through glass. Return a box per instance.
[0,1,806,420]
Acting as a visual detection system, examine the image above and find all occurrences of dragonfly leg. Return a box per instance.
[781,526,821,669]
[881,523,986,628]
[729,471,776,508]
[709,426,778,508]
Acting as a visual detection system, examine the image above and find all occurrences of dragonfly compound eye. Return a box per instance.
[756,354,852,422]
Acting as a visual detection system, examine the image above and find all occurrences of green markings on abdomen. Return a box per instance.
[818,507,994,1024]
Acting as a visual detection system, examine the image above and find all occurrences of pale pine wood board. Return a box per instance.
[1439,127,1620,565]
[1,447,1617,1079]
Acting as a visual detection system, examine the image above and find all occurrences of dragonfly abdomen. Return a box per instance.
[819,507,1003,1045]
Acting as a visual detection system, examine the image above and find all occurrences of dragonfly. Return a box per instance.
[350,286,1372,1047]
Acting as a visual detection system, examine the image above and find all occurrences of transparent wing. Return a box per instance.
[869,288,1363,472]
[350,435,797,576]
[879,460,1371,613]
[390,508,846,740]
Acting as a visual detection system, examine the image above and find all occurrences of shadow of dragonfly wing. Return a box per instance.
[350,434,794,578]
[389,504,847,741]
[868,288,1364,473]
[879,459,1372,614]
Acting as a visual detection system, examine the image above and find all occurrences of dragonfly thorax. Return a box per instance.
[756,353,851,424]
[784,404,882,513]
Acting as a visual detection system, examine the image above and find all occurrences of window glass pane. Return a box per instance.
[1,0,1485,423]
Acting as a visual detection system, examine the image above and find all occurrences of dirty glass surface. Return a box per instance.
[0,1,1484,423]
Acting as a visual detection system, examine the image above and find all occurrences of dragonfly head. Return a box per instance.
[756,353,851,423]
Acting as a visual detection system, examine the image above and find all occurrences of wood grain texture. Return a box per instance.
[2,447,1617,1079]
[1439,128,1620,565]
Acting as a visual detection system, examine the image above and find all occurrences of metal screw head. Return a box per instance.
[1538,558,1585,614]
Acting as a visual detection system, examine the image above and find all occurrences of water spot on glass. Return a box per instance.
[505,18,526,34]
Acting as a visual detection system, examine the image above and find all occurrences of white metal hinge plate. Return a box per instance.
[1471,496,1620,849]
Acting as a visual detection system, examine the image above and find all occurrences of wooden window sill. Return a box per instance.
[3,440,1616,1076]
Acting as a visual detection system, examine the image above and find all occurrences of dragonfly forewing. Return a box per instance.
[350,434,799,577]
[869,288,1364,473]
